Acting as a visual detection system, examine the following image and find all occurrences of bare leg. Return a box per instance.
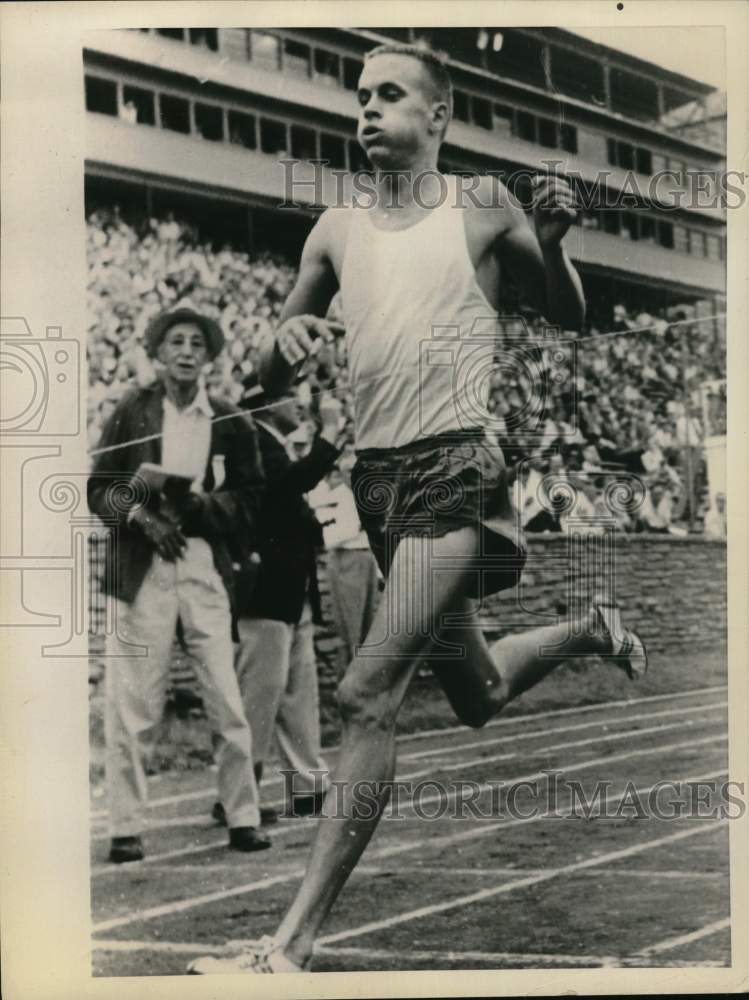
[426,598,611,728]
[275,529,476,967]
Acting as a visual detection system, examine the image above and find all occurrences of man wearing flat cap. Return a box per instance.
[88,303,270,862]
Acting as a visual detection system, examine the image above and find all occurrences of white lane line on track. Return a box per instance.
[634,917,731,956]
[318,820,727,945]
[91,759,726,928]
[89,684,728,820]
[89,938,728,968]
[381,731,727,820]
[358,866,726,881]
[90,701,727,835]
[400,701,726,762]
[399,711,725,782]
[90,738,727,878]
[316,945,727,969]
[91,723,724,878]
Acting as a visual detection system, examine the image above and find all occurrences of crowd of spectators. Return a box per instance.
[87,207,727,536]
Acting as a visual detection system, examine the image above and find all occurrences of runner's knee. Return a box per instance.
[337,672,397,732]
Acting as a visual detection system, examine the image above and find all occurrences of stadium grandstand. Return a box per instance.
[84,26,727,520]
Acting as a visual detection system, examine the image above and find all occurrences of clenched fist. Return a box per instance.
[531,174,579,248]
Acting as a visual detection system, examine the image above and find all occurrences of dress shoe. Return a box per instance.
[108,835,144,864]
[228,826,272,852]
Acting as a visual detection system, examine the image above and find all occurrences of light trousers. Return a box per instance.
[105,540,260,836]
[326,547,380,678]
[235,602,327,797]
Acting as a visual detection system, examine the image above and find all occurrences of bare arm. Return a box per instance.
[497,177,586,332]
[257,211,340,396]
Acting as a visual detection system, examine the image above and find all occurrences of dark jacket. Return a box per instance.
[87,382,265,638]
[237,422,340,625]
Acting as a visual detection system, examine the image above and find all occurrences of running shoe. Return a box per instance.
[187,936,304,974]
[592,594,648,680]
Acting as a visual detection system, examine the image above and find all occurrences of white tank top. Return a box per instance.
[340,174,498,451]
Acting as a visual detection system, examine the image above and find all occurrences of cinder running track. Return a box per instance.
[90,684,731,975]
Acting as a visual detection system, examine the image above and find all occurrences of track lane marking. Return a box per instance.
[634,917,731,955]
[400,701,726,762]
[91,724,724,877]
[318,821,727,945]
[91,757,726,927]
[91,703,726,837]
[399,713,724,782]
[90,685,728,820]
[89,938,726,968]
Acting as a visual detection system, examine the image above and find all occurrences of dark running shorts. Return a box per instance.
[351,429,527,599]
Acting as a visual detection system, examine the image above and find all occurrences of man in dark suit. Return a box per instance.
[88,303,270,862]
[226,381,343,822]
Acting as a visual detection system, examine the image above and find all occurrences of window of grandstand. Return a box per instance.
[343,57,363,91]
[610,67,659,122]
[658,220,675,249]
[228,110,257,149]
[639,215,657,243]
[636,147,653,175]
[291,124,318,160]
[550,46,606,104]
[249,30,281,71]
[347,139,370,173]
[705,234,720,261]
[413,28,486,68]
[602,209,620,235]
[195,102,224,142]
[662,85,696,117]
[320,132,346,169]
[85,75,118,116]
[667,157,687,184]
[452,90,470,123]
[313,49,340,87]
[537,117,557,148]
[283,38,311,78]
[121,85,155,126]
[159,94,191,134]
[617,141,635,171]
[517,110,536,142]
[689,229,706,257]
[620,212,639,240]
[188,28,218,52]
[607,138,653,173]
[471,96,493,130]
[493,103,514,136]
[487,29,546,89]
[260,117,289,154]
[560,123,578,154]
[673,224,689,253]
[156,28,185,41]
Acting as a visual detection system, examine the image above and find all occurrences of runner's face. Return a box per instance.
[356,55,442,167]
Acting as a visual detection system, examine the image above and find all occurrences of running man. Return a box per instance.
[188,42,646,975]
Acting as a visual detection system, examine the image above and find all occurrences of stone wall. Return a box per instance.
[90,534,728,728]
[314,533,727,720]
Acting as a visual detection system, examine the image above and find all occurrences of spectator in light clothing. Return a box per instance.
[309,462,381,679]
[87,304,270,863]
[703,492,727,539]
